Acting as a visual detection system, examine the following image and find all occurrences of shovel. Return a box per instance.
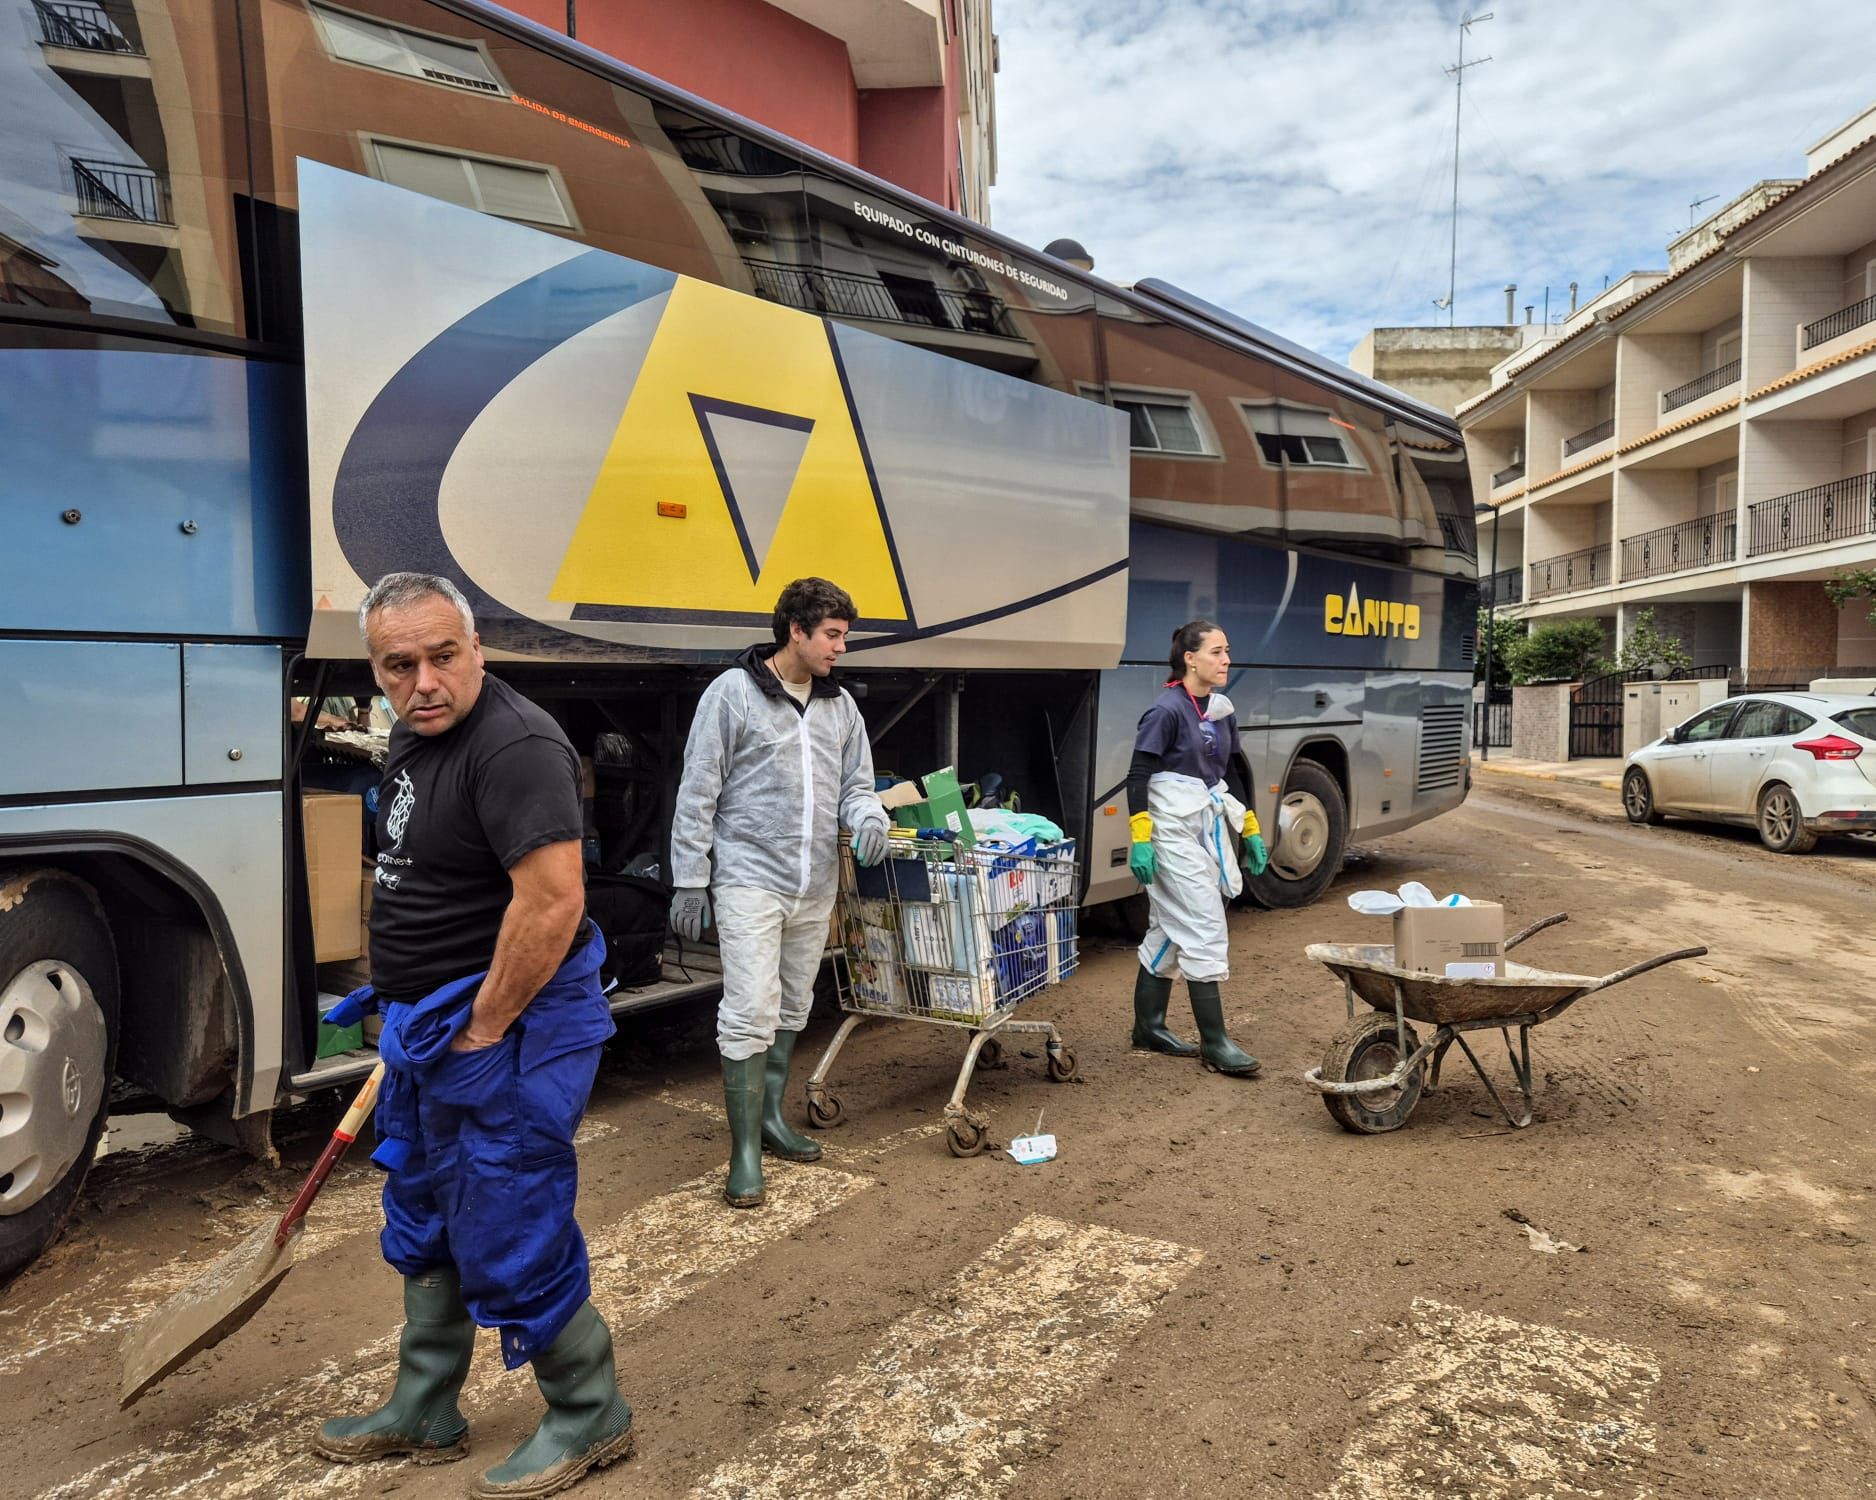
[119,1060,385,1408]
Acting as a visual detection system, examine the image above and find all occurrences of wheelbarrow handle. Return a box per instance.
[1589,945,1709,992]
[1504,912,1567,951]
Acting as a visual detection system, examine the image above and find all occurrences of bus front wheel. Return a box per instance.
[1242,761,1348,909]
[0,869,119,1287]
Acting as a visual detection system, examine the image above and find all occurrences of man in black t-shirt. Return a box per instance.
[314,574,634,1498]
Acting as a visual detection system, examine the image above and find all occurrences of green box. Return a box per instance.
[889,766,976,847]
[316,1015,364,1058]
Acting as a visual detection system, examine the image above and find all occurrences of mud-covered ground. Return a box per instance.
[5,781,1874,1499]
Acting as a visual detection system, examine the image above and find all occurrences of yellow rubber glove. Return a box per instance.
[1241,809,1268,877]
[1128,812,1157,886]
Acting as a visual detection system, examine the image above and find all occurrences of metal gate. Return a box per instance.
[1473,688,1512,748]
[1568,672,1627,758]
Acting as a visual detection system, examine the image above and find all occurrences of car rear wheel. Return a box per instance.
[1622,768,1664,825]
[1756,783,1818,855]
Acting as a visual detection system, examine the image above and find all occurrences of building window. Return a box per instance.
[369,141,571,227]
[1239,401,1366,470]
[1113,392,1213,456]
[312,3,506,95]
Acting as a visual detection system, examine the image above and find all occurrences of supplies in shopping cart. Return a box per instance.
[835,834,1079,1025]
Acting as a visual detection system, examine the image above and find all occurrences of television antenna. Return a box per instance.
[1443,11,1492,327]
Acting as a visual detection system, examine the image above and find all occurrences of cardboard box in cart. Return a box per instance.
[1393,902,1504,978]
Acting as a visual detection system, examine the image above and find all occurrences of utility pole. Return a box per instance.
[1444,11,1492,327]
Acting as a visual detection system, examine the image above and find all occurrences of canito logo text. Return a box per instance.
[1323,584,1419,639]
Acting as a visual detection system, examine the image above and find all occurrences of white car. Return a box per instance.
[1623,692,1876,853]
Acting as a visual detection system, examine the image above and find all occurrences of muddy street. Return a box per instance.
[5,784,1874,1499]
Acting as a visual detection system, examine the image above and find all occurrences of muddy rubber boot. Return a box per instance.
[1130,967,1199,1057]
[761,1029,823,1162]
[470,1302,635,1499]
[313,1267,473,1465]
[1189,981,1261,1077]
[722,1053,767,1207]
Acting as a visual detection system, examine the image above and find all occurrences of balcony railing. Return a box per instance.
[744,258,1015,338]
[71,159,171,224]
[1619,515,1737,581]
[1562,417,1614,458]
[1660,359,1740,414]
[1436,511,1474,554]
[1801,294,1876,351]
[1528,544,1612,600]
[1491,461,1525,489]
[1746,471,1876,557]
[1481,567,1523,606]
[32,0,141,52]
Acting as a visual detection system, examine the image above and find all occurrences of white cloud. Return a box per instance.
[988,0,1876,362]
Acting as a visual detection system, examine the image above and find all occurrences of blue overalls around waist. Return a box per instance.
[326,921,615,1366]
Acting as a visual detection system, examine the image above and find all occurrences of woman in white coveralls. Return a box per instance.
[1125,619,1268,1076]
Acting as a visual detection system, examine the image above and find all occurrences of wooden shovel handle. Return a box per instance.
[274,1061,385,1247]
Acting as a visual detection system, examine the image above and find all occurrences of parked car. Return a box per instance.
[1622,693,1876,852]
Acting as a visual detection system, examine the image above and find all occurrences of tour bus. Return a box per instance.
[0,0,1476,1278]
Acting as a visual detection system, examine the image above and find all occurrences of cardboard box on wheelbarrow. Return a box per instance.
[1393,902,1504,979]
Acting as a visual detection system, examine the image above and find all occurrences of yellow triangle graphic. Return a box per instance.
[550,277,908,621]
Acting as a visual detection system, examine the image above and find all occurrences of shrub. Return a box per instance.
[1507,619,1608,685]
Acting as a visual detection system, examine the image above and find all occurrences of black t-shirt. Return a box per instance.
[369,675,583,1002]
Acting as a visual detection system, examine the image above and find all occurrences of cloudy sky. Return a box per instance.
[987,0,1876,364]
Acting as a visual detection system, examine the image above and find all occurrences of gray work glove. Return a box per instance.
[670,887,712,943]
[852,821,889,868]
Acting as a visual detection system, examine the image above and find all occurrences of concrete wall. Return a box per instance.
[1529,388,1597,477]
[1618,467,1697,541]
[1526,500,1605,562]
[1619,599,1740,671]
[1742,257,1841,388]
[1511,681,1572,762]
[1348,327,1529,415]
[1739,417,1840,504]
[1841,593,1876,667]
[1615,333,1701,438]
[1745,580,1842,670]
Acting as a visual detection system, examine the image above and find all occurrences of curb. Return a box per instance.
[1475,761,1621,793]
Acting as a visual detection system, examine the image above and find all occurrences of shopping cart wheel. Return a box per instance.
[977,1035,1005,1069]
[806,1092,845,1129]
[946,1115,990,1158]
[1046,1047,1077,1082]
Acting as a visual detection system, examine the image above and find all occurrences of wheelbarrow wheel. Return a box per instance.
[1321,1013,1424,1135]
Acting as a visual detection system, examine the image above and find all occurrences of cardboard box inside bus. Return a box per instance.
[1393,901,1504,979]
[302,791,363,963]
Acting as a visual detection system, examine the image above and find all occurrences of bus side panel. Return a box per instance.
[0,791,286,1114]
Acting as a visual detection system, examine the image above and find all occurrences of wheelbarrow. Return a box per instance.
[1302,914,1706,1133]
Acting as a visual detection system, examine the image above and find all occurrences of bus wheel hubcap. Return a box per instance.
[1272,792,1329,881]
[0,961,107,1216]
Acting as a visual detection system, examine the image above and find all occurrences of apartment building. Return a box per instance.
[1462,103,1876,687]
[505,0,998,223]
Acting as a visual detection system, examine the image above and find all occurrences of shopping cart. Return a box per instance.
[804,832,1080,1157]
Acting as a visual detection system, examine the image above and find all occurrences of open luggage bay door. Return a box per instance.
[297,162,1131,669]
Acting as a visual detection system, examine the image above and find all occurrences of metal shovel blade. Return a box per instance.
[119,1221,302,1408]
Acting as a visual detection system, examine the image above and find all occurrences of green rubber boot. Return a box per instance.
[1130,966,1199,1057]
[313,1267,473,1465]
[1189,981,1261,1077]
[469,1302,635,1498]
[722,1053,767,1207]
[761,1030,823,1162]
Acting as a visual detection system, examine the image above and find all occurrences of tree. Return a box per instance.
[1612,608,1693,676]
[1506,619,1608,685]
[1826,568,1876,629]
[1475,607,1525,690]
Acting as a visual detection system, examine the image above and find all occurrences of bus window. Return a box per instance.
[1096,304,1284,540]
[1247,378,1407,564]
[1393,419,1476,578]
[0,0,250,336]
